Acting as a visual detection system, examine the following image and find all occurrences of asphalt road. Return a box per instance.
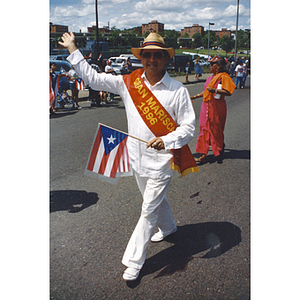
[50,77,250,299]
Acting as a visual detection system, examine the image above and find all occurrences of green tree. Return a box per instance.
[203,31,216,49]
[164,29,180,49]
[108,26,121,47]
[237,29,250,50]
[123,32,139,47]
[192,32,203,48]
[220,35,235,56]
[92,30,103,41]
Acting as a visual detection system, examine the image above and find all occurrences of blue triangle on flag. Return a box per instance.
[101,125,127,155]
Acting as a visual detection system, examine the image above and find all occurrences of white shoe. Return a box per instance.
[151,227,177,243]
[123,267,140,281]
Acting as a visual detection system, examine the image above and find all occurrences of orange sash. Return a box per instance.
[123,69,199,177]
[203,72,236,102]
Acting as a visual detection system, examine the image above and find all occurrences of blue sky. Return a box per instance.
[49,0,250,33]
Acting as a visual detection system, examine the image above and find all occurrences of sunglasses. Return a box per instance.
[141,51,164,59]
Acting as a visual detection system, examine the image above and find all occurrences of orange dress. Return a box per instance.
[195,73,236,156]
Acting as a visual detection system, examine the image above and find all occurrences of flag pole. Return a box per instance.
[98,123,148,143]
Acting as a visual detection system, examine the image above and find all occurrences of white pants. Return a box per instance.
[122,171,177,269]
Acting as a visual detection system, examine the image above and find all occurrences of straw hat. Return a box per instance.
[131,32,175,60]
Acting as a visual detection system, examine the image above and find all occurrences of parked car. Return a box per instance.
[49,60,72,74]
[119,54,143,70]
[108,57,125,67]
[50,54,69,61]
[110,63,122,75]
[130,58,143,70]
[166,55,194,72]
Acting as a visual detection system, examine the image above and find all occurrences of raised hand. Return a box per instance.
[58,32,77,54]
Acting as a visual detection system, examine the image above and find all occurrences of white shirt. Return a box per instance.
[105,65,113,73]
[68,69,77,83]
[235,64,244,77]
[67,50,195,179]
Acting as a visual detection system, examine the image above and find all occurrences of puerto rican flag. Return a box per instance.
[76,78,85,90]
[85,124,132,184]
[60,67,69,76]
[49,74,56,109]
[49,73,61,109]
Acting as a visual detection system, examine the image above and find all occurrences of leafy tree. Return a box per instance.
[220,35,235,55]
[164,29,180,49]
[192,32,203,48]
[123,32,139,47]
[108,26,121,47]
[237,29,250,50]
[92,30,103,41]
[203,31,216,49]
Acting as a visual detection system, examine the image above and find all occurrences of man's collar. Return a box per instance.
[141,70,171,88]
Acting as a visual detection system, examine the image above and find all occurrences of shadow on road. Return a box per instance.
[50,190,99,213]
[194,149,250,165]
[127,222,241,288]
[50,110,79,119]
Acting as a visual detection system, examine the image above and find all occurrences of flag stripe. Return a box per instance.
[118,141,130,172]
[99,147,113,176]
[93,141,105,173]
[87,126,102,171]
[109,137,128,177]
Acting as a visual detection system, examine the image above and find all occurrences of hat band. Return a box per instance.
[141,41,166,49]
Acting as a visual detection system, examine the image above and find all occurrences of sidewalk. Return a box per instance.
[172,73,211,85]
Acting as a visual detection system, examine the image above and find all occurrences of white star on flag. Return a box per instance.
[107,135,116,144]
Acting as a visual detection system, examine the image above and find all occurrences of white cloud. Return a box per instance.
[50,0,250,32]
[135,0,189,12]
[224,4,249,17]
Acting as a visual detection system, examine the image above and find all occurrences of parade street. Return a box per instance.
[50,77,250,299]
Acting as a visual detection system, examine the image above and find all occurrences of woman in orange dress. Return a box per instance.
[191,56,236,163]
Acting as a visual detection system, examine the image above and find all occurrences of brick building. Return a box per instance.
[87,24,111,35]
[50,22,68,33]
[181,24,204,38]
[142,20,164,35]
[215,28,231,39]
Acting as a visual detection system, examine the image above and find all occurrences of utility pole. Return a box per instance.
[207,22,214,60]
[234,0,239,62]
[95,0,100,58]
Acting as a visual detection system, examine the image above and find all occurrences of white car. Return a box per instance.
[110,63,122,75]
[108,57,125,67]
[119,54,143,70]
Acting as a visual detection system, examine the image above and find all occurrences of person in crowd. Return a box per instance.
[127,57,133,72]
[120,58,129,74]
[59,31,198,282]
[105,60,115,73]
[185,61,190,82]
[68,66,81,109]
[104,60,116,102]
[242,61,248,88]
[89,61,102,106]
[50,62,57,90]
[191,56,236,164]
[235,60,244,89]
[194,57,202,80]
[50,62,58,113]
[230,60,235,78]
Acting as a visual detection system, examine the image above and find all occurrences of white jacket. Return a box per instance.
[67,50,195,179]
